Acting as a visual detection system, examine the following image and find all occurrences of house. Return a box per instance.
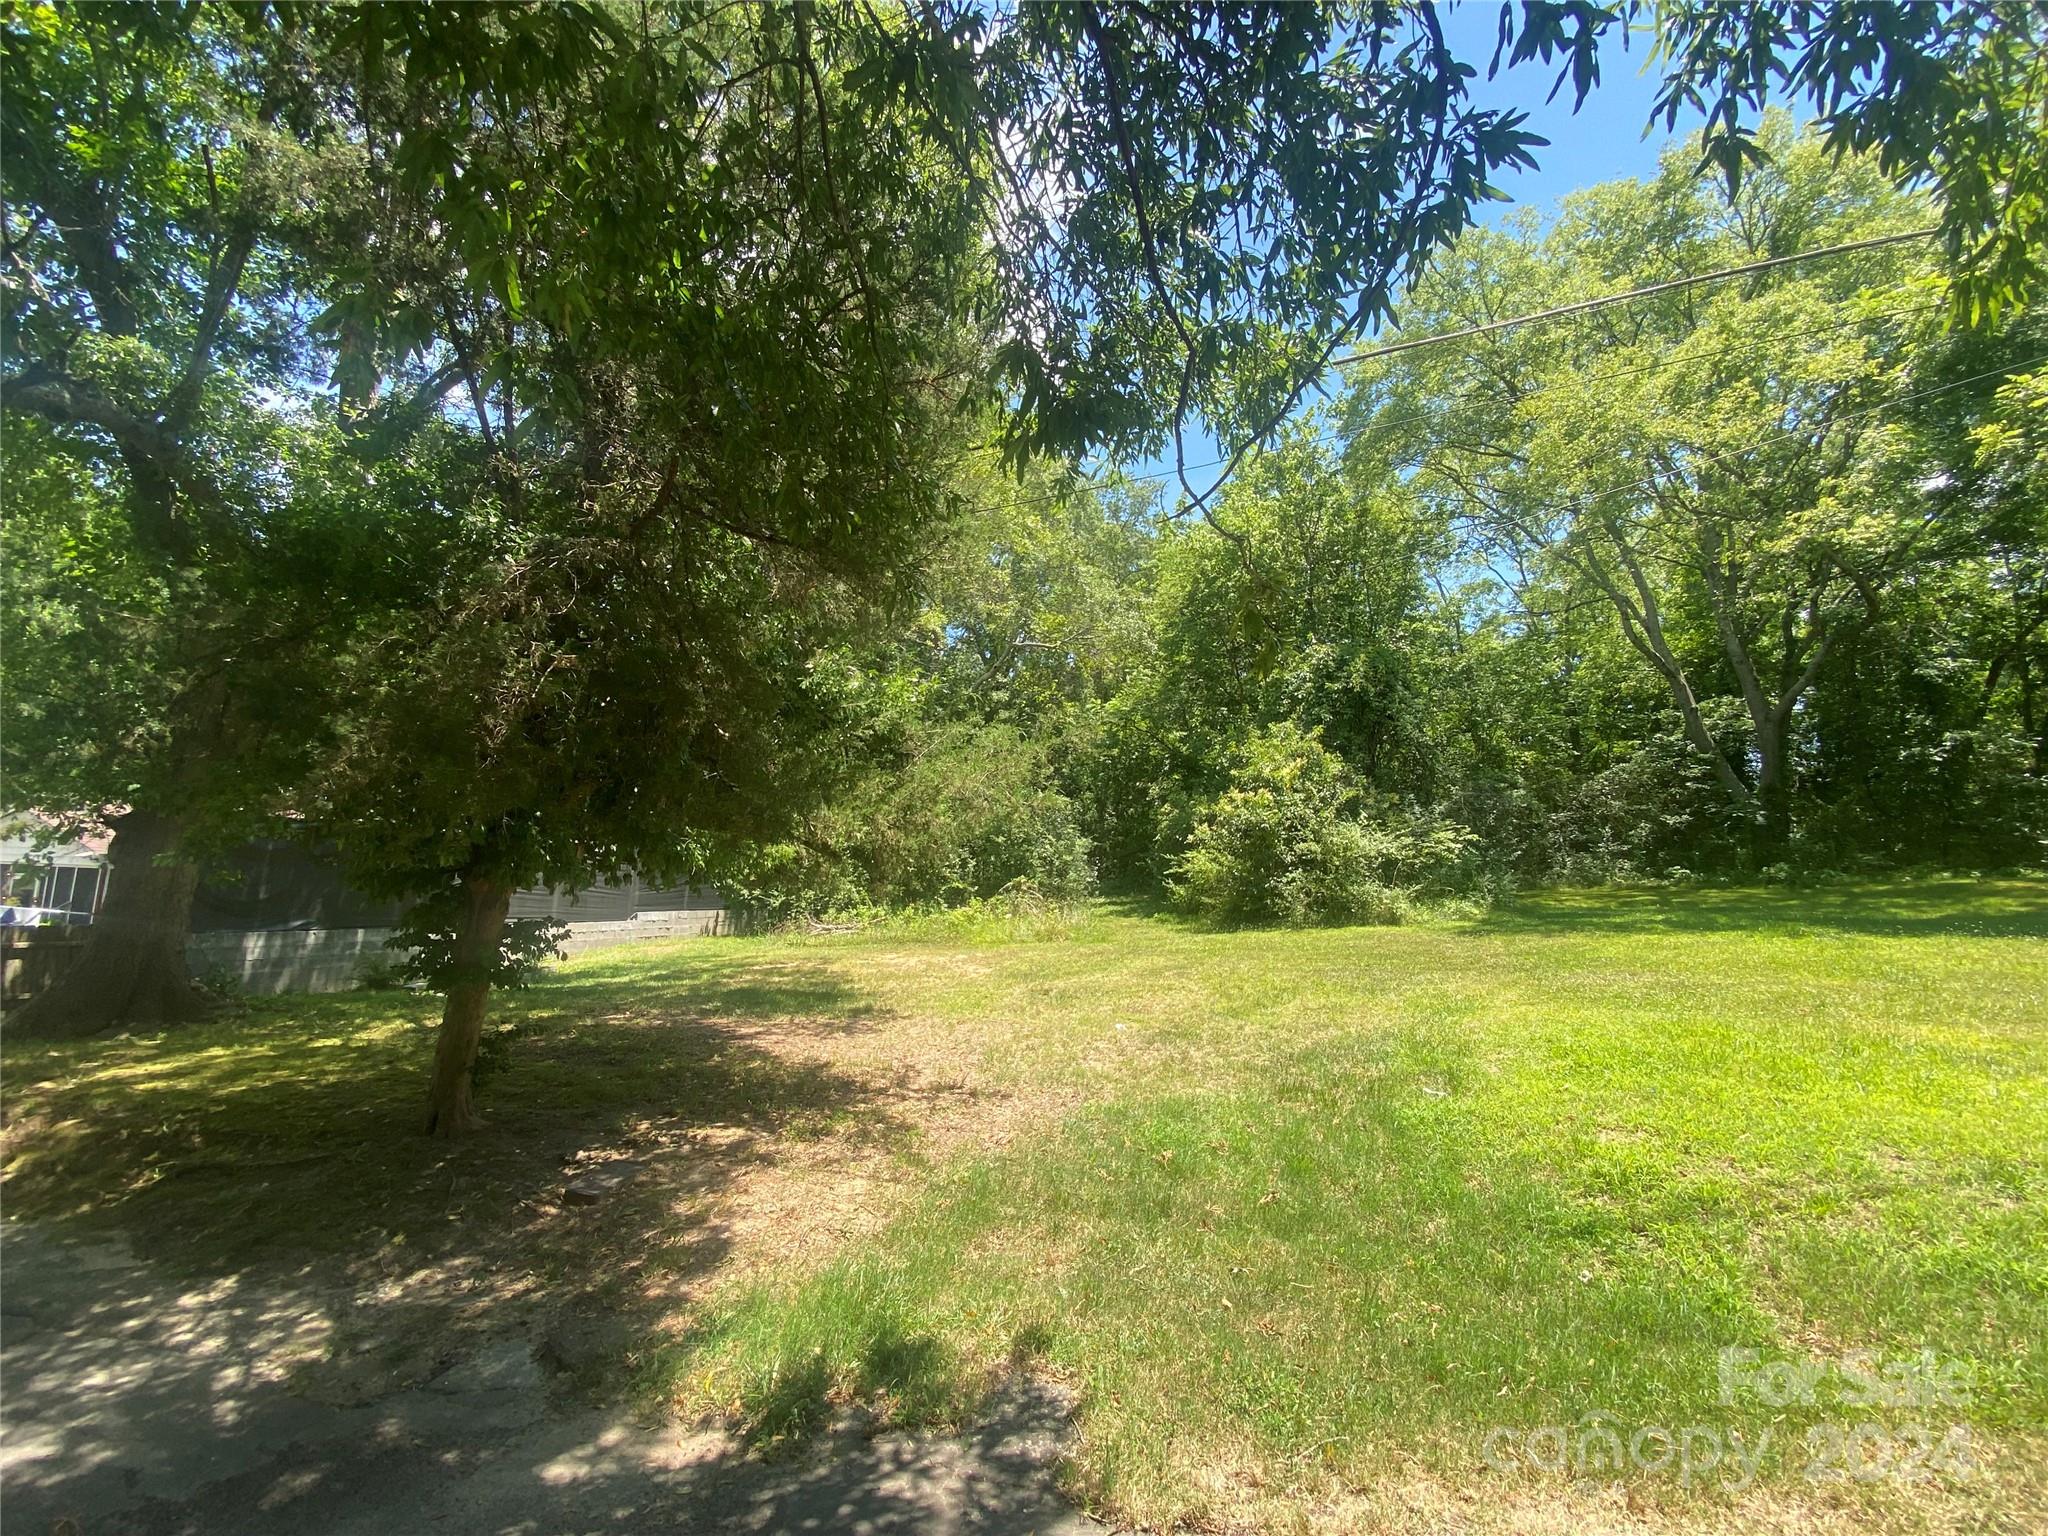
[185,840,730,993]
[0,815,110,925]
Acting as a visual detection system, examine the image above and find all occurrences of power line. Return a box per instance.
[1157,229,1941,534]
[1329,227,1940,372]
[1443,351,2048,633]
[972,296,1945,521]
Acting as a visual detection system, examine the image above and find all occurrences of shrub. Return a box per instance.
[1796,728,2048,871]
[879,725,1094,905]
[1172,724,1477,924]
[353,955,411,991]
[1542,728,1742,883]
[879,879,1088,943]
[723,722,1095,921]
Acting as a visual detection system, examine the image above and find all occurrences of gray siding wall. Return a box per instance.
[508,882,635,923]
[632,881,723,913]
[192,845,720,934]
[507,878,720,923]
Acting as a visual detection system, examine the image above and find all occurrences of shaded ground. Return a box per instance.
[1,1222,1092,1535]
[1,944,1089,1535]
[0,948,1065,1401]
[1465,875,2048,939]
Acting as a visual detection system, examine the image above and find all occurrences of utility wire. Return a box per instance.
[970,295,1945,521]
[1107,226,1942,530]
[1445,351,2048,636]
[1329,227,1940,371]
[1568,350,2048,518]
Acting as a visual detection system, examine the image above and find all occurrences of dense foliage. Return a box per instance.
[1173,724,1484,925]
[757,123,2046,921]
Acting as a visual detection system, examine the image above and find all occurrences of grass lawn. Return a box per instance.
[4,879,2045,1532]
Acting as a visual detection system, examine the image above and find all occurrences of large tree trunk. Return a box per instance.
[1746,703,1792,864]
[422,873,515,1137]
[1754,761,1794,864]
[1575,524,1758,813]
[5,809,212,1038]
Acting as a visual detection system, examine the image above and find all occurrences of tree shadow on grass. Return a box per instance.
[1472,877,2048,940]
[0,943,1099,1532]
[538,948,894,1032]
[2,1209,1087,1536]
[735,1321,963,1451]
[0,945,914,1422]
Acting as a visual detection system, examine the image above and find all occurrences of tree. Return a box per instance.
[14,2,2030,1058]
[1482,0,2048,319]
[0,4,375,1029]
[715,458,1157,919]
[0,392,453,1033]
[1914,313,2048,780]
[1645,0,2048,320]
[919,463,1160,738]
[0,0,1559,1060]
[282,0,1594,1133]
[1792,306,2048,864]
[1345,124,1991,859]
[1079,425,1468,879]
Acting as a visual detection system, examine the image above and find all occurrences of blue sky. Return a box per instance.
[1439,4,1689,229]
[1127,8,1769,496]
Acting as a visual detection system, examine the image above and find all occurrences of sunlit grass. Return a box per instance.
[650,880,2048,1526]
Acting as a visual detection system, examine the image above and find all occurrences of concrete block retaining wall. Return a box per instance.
[187,926,402,996]
[185,908,735,996]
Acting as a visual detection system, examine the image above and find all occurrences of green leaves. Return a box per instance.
[1646,0,2048,320]
[927,3,1595,470]
[1173,721,1481,923]
[1335,118,2048,862]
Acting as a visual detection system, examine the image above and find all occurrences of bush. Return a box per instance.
[1172,724,1478,925]
[1795,728,2048,871]
[877,879,1088,943]
[723,722,1095,921]
[864,723,1094,905]
[353,955,411,991]
[1542,728,1743,883]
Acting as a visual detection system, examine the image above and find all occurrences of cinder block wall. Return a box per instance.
[186,927,405,995]
[185,907,734,996]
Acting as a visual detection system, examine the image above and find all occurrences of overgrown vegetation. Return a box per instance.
[730,121,2046,930]
[4,8,2044,1529]
[8,4,2045,1117]
[1172,723,1483,924]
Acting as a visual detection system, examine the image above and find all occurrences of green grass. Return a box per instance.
[4,879,2044,1528]
[0,949,898,1315]
[653,882,2048,1524]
